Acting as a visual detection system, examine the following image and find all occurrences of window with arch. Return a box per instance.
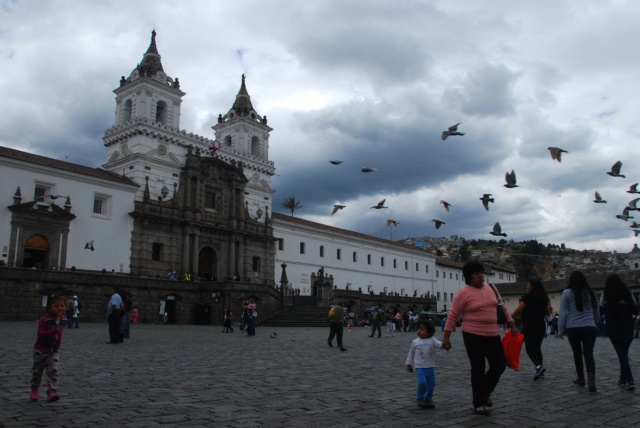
[224,135,232,147]
[251,136,260,157]
[123,99,132,123]
[156,100,168,124]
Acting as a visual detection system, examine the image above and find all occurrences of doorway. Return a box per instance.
[23,234,49,268]
[198,246,218,280]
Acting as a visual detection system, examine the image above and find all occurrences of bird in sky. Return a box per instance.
[504,170,519,188]
[331,204,346,215]
[84,240,94,251]
[627,183,640,194]
[548,147,568,162]
[439,200,451,212]
[489,222,507,237]
[329,160,344,165]
[371,199,387,209]
[616,207,634,221]
[386,219,399,227]
[607,161,625,178]
[630,221,640,229]
[593,192,607,203]
[361,167,377,173]
[431,219,445,229]
[627,198,640,211]
[480,194,494,211]
[441,123,465,140]
[634,230,640,237]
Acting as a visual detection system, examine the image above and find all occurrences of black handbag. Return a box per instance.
[488,283,508,325]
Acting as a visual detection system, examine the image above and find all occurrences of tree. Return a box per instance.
[281,196,303,217]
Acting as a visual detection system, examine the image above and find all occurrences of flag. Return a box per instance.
[386,219,399,227]
[209,140,221,156]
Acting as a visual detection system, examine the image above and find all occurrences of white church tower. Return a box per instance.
[213,75,276,221]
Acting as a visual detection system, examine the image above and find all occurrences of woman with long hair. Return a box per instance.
[511,278,549,380]
[600,274,638,390]
[557,271,599,392]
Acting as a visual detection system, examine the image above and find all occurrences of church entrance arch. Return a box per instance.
[23,234,49,269]
[198,246,218,280]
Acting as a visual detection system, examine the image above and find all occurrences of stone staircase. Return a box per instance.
[261,296,331,327]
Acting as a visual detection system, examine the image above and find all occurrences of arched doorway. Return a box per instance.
[23,234,49,268]
[198,246,218,280]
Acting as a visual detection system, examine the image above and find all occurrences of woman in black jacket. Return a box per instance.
[600,274,638,390]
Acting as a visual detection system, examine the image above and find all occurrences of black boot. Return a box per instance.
[587,372,597,392]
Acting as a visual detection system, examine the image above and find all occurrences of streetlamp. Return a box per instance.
[256,208,263,220]
[160,185,169,199]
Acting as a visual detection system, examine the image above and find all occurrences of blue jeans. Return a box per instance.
[566,326,596,377]
[462,332,506,408]
[610,339,634,384]
[415,367,436,403]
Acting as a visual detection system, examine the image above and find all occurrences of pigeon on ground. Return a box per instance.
[480,194,494,211]
[331,205,346,215]
[270,334,276,339]
[504,170,519,188]
[439,200,452,212]
[431,219,445,229]
[329,160,344,165]
[84,240,94,251]
[386,219,399,227]
[489,222,507,237]
[594,192,607,203]
[441,123,465,140]
[627,183,640,194]
[607,161,625,178]
[273,332,278,336]
[627,198,640,211]
[616,207,634,221]
[361,167,377,173]
[548,147,568,162]
[371,199,388,209]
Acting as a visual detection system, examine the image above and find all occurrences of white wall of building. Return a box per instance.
[0,153,138,272]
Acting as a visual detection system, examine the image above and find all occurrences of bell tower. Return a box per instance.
[213,75,276,221]
[102,30,186,201]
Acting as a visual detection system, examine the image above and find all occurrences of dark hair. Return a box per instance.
[462,260,484,285]
[416,319,435,335]
[47,295,64,309]
[603,274,635,315]
[528,278,548,308]
[567,271,596,312]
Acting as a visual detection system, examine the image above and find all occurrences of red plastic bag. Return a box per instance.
[502,333,525,371]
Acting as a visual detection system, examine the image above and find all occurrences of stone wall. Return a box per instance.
[0,267,283,325]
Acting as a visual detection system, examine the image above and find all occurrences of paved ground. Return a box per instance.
[1,321,639,428]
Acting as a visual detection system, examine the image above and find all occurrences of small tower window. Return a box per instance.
[156,100,167,124]
[251,136,260,157]
[123,99,132,123]
[224,135,232,147]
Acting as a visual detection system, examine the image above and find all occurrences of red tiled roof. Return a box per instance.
[0,146,138,187]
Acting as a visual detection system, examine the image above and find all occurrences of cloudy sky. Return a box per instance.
[2,0,640,253]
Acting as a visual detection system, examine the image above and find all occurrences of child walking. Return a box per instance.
[30,296,66,402]
[406,319,446,408]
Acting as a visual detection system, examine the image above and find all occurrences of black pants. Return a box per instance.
[523,328,545,367]
[370,322,381,337]
[328,323,343,347]
[108,310,122,343]
[462,331,506,408]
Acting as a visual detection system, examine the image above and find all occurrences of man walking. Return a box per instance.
[107,288,123,344]
[369,305,383,338]
[328,304,347,351]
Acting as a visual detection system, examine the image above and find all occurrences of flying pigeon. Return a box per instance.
[361,167,377,173]
[431,219,445,229]
[593,191,607,203]
[627,198,640,211]
[548,147,568,162]
[635,230,640,237]
[441,123,465,140]
[331,205,346,215]
[371,199,388,209]
[504,170,519,188]
[329,160,344,165]
[616,207,634,221]
[439,200,452,212]
[84,240,94,251]
[480,194,494,211]
[386,219,399,227]
[627,183,640,194]
[607,161,625,178]
[630,221,640,229]
[489,222,507,237]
